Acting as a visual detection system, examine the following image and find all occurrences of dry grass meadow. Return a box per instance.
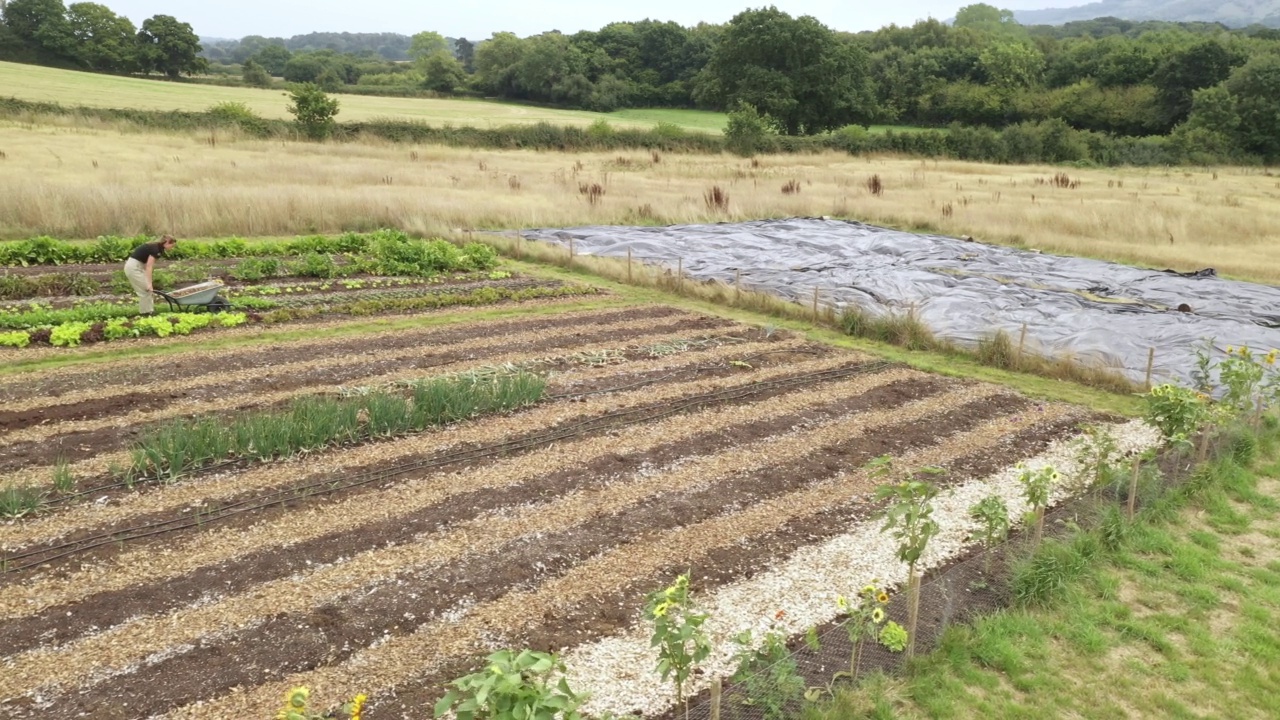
[5,115,1280,283]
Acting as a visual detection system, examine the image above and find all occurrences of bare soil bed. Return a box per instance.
[0,302,1141,720]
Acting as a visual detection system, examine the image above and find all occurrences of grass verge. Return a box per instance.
[807,421,1280,719]
[482,235,1143,416]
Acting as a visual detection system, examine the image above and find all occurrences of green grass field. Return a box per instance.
[810,444,1280,720]
[0,62,943,136]
[0,61,732,131]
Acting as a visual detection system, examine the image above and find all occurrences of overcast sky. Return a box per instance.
[104,0,1067,40]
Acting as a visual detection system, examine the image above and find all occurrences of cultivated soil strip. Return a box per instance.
[150,404,1067,720]
[0,341,841,543]
[0,318,756,485]
[0,294,618,395]
[0,304,677,417]
[0,353,878,596]
[0,311,735,457]
[0,360,897,655]
[1,372,980,704]
[559,419,1163,718]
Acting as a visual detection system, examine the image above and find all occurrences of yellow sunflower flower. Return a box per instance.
[877,591,889,604]
[861,584,877,596]
[350,693,367,720]
[287,688,309,709]
[872,607,886,623]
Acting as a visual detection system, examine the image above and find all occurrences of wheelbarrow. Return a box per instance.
[153,280,232,312]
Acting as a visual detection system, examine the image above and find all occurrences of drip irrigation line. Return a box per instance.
[1,360,894,572]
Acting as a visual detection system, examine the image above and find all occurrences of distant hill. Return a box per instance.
[1014,0,1280,27]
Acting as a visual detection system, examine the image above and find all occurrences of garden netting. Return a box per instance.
[518,218,1280,388]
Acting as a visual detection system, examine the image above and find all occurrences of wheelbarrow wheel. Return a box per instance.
[207,295,232,313]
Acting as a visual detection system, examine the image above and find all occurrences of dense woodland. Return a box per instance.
[7,1,1280,161]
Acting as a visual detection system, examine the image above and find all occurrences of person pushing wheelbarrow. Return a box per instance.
[123,235,177,315]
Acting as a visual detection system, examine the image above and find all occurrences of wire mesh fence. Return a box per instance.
[661,436,1222,720]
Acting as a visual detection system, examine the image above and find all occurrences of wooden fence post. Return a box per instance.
[1145,348,1156,391]
[734,269,741,304]
[677,257,683,293]
[813,286,820,321]
[1127,457,1141,519]
[627,246,632,283]
[1017,323,1028,361]
[568,237,575,263]
[709,677,722,720]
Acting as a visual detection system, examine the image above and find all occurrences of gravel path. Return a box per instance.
[562,420,1162,717]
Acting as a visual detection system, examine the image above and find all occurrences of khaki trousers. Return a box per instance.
[124,258,154,313]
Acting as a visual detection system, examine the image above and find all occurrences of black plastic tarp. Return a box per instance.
[518,218,1280,387]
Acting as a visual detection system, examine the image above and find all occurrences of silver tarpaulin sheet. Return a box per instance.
[518,218,1280,387]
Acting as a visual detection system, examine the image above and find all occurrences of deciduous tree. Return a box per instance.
[136,13,205,77]
[703,7,875,135]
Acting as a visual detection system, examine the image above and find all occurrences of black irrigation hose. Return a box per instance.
[2,360,893,572]
[38,336,760,505]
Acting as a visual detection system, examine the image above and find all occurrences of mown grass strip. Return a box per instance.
[130,373,546,482]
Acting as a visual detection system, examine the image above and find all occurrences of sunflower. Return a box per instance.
[872,607,886,623]
[349,693,367,720]
[877,591,889,604]
[287,688,309,709]
[862,584,877,596]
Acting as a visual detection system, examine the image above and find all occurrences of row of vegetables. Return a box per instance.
[0,282,597,348]
[0,229,497,269]
[0,231,530,348]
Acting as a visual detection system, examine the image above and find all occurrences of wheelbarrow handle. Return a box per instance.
[151,289,179,312]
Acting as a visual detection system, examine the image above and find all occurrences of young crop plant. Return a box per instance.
[646,573,712,713]
[969,495,1010,573]
[434,649,585,720]
[1142,383,1208,447]
[1017,463,1058,547]
[0,484,45,519]
[835,582,893,679]
[51,457,75,494]
[131,373,547,480]
[1073,424,1122,489]
[878,621,909,652]
[1220,345,1266,413]
[874,463,940,658]
[275,686,366,720]
[731,628,805,720]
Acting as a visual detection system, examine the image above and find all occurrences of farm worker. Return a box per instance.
[124,235,177,315]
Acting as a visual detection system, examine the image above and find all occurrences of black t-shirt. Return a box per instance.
[129,242,165,263]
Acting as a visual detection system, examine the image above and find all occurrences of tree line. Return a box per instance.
[0,0,203,77]
[7,1,1280,159]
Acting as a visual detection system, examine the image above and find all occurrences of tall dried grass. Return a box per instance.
[4,119,1280,283]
